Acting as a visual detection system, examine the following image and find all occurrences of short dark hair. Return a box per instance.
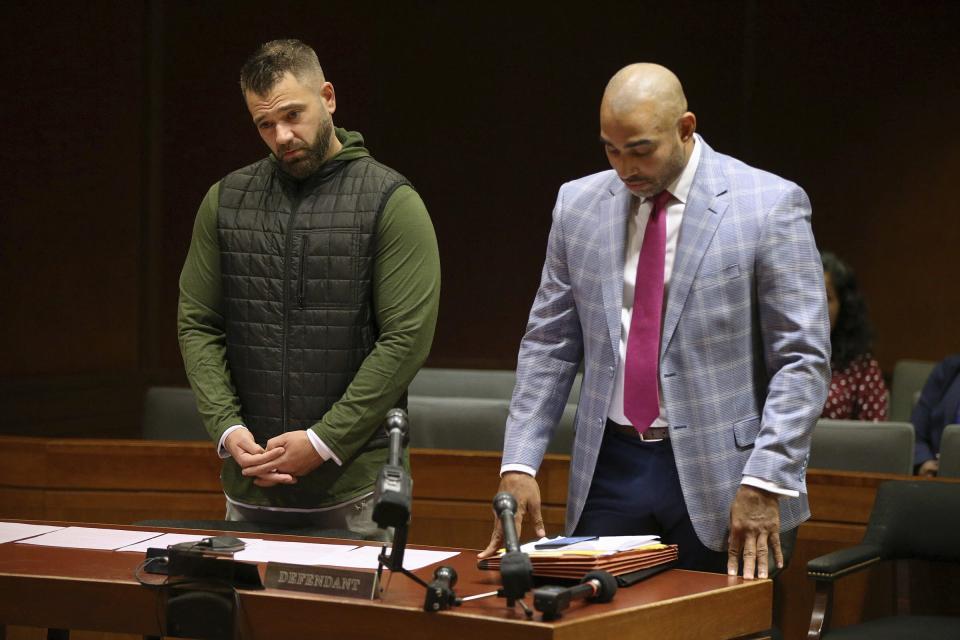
[240,39,324,96]
[822,251,874,370]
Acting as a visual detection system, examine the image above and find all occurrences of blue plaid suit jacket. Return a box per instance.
[503,136,831,551]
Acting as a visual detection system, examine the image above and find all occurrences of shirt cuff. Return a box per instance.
[307,429,343,466]
[500,463,537,478]
[217,425,248,459]
[741,475,799,498]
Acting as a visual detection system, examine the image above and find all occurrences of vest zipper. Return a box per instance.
[281,194,303,433]
[297,234,308,308]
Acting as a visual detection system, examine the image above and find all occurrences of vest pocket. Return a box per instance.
[294,229,360,309]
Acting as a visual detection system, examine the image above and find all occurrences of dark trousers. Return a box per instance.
[573,426,729,573]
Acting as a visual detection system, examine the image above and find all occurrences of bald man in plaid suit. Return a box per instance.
[480,64,830,579]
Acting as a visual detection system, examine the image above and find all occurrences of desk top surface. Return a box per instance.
[0,520,770,638]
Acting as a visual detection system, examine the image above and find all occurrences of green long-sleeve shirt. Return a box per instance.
[178,136,440,504]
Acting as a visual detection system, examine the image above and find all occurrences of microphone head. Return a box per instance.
[433,565,458,587]
[493,492,517,515]
[582,570,618,603]
[385,408,408,433]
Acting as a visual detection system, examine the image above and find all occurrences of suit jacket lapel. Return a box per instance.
[661,141,729,357]
[600,185,632,358]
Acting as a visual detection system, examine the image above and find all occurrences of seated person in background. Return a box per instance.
[820,252,888,421]
[912,354,960,477]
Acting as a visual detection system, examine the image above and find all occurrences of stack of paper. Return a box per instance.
[477,535,678,579]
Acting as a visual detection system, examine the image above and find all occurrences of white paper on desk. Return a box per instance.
[16,526,163,550]
[319,544,459,571]
[393,548,460,570]
[0,522,65,545]
[520,535,661,554]
[563,535,661,552]
[234,540,356,564]
[116,534,263,554]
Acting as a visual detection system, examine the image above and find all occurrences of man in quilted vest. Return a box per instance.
[178,39,440,539]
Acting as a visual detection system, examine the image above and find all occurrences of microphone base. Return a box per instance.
[499,551,534,601]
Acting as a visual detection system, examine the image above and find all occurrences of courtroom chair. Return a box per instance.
[408,368,517,400]
[407,396,509,451]
[808,419,914,475]
[409,367,583,406]
[889,359,936,423]
[407,367,582,454]
[806,480,960,639]
[141,386,207,440]
[937,424,960,478]
[407,395,578,454]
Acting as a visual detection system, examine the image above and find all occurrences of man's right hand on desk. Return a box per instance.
[223,427,297,487]
[477,471,546,559]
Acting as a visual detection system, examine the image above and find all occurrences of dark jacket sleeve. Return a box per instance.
[178,182,246,445]
[911,354,960,468]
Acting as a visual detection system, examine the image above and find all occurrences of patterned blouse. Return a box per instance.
[821,355,888,421]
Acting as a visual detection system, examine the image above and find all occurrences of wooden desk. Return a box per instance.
[0,522,771,640]
[7,436,958,639]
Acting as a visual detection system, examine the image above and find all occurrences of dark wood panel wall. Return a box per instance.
[2,2,958,437]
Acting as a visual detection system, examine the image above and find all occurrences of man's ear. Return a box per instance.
[678,111,697,142]
[320,81,337,115]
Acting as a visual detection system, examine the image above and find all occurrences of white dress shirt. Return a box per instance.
[605,138,701,428]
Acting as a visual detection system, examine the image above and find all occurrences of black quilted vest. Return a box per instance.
[217,155,410,443]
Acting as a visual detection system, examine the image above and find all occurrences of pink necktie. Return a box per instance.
[623,191,671,433]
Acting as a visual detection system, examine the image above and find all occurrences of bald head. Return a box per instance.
[599,63,696,197]
[601,63,688,126]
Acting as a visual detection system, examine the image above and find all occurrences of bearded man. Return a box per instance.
[178,39,440,539]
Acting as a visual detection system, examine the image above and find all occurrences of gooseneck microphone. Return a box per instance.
[493,492,522,552]
[533,570,618,620]
[385,408,407,466]
[493,492,534,602]
[372,408,412,529]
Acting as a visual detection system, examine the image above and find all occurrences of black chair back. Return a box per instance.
[863,481,960,563]
[142,386,207,440]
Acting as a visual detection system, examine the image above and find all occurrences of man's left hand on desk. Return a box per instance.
[726,484,782,580]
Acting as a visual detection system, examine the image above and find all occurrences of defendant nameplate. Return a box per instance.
[265,562,379,600]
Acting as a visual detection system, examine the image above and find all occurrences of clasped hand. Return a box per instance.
[224,428,324,487]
